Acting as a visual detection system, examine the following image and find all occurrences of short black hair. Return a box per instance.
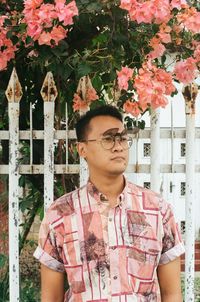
[75,105,123,141]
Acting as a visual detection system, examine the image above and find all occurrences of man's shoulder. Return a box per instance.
[47,185,87,220]
[126,180,167,211]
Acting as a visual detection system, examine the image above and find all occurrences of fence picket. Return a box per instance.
[184,83,198,302]
[41,72,58,211]
[5,67,22,302]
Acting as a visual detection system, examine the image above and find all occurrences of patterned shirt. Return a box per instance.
[34,178,184,302]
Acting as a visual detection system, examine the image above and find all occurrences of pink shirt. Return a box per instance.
[34,179,184,302]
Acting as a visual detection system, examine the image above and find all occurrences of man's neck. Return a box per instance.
[89,173,125,205]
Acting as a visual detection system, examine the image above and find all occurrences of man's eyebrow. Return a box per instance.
[101,128,127,136]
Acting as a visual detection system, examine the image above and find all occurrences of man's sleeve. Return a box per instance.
[159,200,185,265]
[33,211,65,272]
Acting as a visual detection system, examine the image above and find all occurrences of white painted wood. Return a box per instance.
[8,102,20,302]
[1,128,200,140]
[43,101,55,211]
[5,68,23,302]
[183,83,198,302]
[150,109,161,192]
[41,72,58,211]
[1,163,200,175]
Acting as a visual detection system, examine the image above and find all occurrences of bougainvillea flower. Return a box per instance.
[123,100,141,117]
[72,93,88,112]
[174,57,198,84]
[117,66,134,90]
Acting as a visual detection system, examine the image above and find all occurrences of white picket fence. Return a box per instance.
[0,68,199,301]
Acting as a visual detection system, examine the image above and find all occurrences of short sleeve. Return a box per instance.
[33,211,65,272]
[159,200,185,265]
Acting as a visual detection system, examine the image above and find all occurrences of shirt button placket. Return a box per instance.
[108,210,120,293]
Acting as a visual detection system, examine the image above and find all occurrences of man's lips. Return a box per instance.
[111,156,125,161]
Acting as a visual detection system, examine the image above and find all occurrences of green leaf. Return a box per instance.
[77,63,92,78]
[92,75,103,91]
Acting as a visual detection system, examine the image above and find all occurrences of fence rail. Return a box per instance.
[0,68,199,302]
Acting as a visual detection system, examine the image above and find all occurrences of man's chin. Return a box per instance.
[109,167,127,176]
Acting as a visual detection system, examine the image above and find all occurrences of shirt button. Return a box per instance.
[113,276,118,280]
[111,246,116,250]
[109,217,112,222]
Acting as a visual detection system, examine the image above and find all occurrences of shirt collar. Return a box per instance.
[87,176,129,208]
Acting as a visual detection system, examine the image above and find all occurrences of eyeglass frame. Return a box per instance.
[79,130,133,150]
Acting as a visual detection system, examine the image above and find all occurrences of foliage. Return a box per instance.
[0,0,199,126]
[0,0,200,298]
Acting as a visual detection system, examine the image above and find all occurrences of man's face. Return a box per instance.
[78,115,129,177]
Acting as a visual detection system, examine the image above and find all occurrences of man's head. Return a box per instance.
[75,105,123,142]
[75,105,132,177]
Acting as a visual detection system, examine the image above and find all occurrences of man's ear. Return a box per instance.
[76,142,87,159]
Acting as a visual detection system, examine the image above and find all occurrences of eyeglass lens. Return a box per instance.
[101,135,132,150]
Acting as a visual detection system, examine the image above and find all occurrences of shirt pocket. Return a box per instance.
[126,209,162,252]
[127,247,159,295]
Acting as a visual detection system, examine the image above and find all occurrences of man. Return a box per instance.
[34,105,184,301]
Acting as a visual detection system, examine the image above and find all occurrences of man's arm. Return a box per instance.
[41,264,65,302]
[157,257,183,302]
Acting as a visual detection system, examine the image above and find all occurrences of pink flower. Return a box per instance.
[0,20,17,70]
[174,57,198,84]
[72,93,88,112]
[153,0,171,24]
[119,0,133,12]
[177,7,200,34]
[149,43,166,59]
[38,31,52,45]
[23,0,78,46]
[50,25,67,45]
[120,0,171,24]
[134,62,175,111]
[154,68,175,95]
[194,45,200,63]
[151,94,168,109]
[170,0,188,10]
[123,100,141,117]
[184,12,200,34]
[23,0,43,10]
[38,4,57,27]
[56,0,78,26]
[117,66,134,90]
[86,88,99,102]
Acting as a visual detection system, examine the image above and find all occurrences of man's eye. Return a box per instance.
[102,136,113,142]
[121,136,128,142]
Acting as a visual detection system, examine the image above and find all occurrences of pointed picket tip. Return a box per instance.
[41,72,58,102]
[76,75,93,101]
[183,83,198,115]
[5,67,23,103]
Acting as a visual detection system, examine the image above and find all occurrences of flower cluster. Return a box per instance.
[120,0,175,24]
[0,16,17,70]
[148,23,172,59]
[120,61,176,116]
[177,7,200,34]
[23,0,78,46]
[174,57,198,84]
[118,0,200,118]
[117,67,134,90]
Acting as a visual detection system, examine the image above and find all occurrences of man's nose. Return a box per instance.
[113,136,123,150]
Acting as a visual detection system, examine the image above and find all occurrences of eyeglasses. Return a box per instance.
[80,134,133,150]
